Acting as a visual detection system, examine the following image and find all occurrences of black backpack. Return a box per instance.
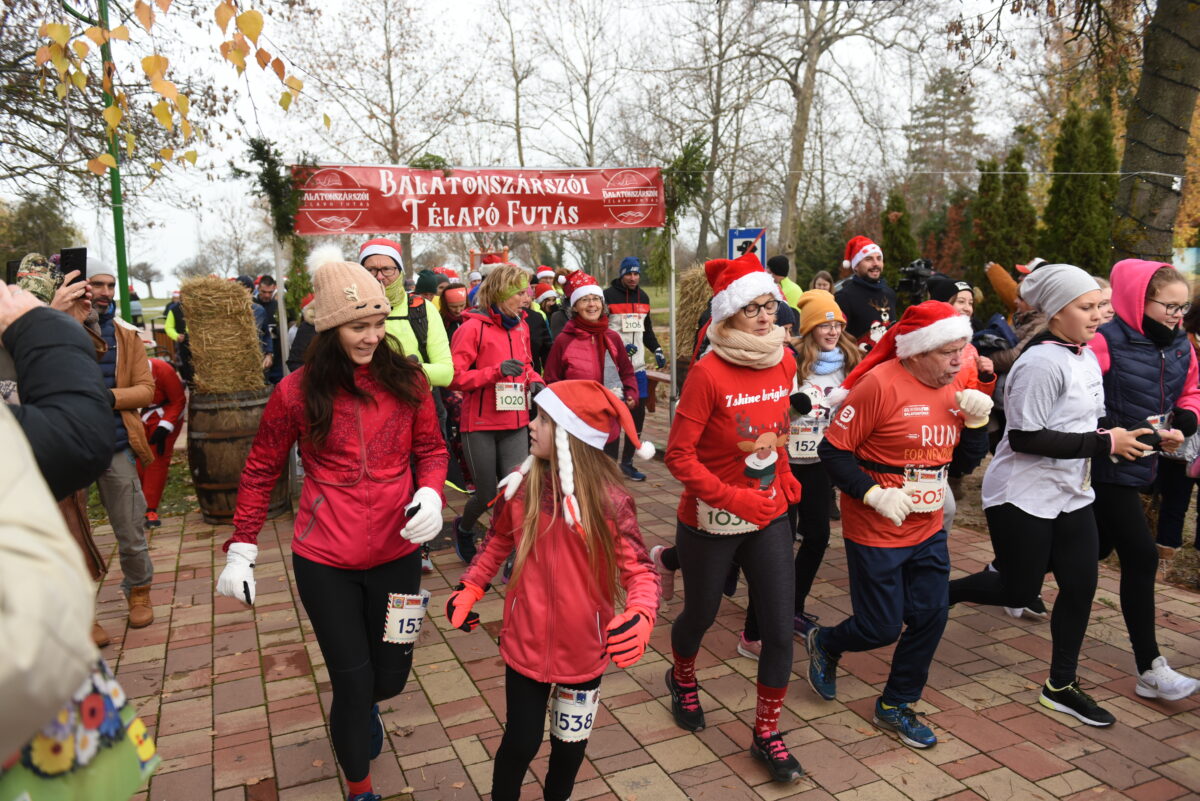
[389,294,430,363]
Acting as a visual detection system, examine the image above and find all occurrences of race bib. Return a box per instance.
[696,499,758,535]
[903,466,947,513]
[383,589,430,645]
[621,315,644,333]
[549,687,600,743]
[495,382,527,411]
[787,419,825,459]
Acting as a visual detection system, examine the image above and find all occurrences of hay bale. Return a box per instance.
[677,265,711,357]
[181,276,266,394]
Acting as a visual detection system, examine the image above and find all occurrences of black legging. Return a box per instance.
[672,516,795,686]
[1092,483,1162,673]
[293,551,421,783]
[491,666,602,801]
[745,462,830,641]
[948,503,1097,686]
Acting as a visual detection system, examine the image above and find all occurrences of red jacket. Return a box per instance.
[141,357,186,434]
[460,481,659,684]
[450,308,543,432]
[227,366,448,570]
[543,319,637,404]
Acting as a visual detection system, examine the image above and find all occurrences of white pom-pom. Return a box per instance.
[307,244,345,274]
[498,455,535,501]
[825,387,849,408]
[841,259,850,271]
[557,275,567,285]
[635,441,655,461]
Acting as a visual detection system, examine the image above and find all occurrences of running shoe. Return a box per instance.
[368,703,384,759]
[1004,595,1049,621]
[650,545,675,601]
[736,631,761,660]
[793,612,819,637]
[444,478,471,494]
[805,627,838,701]
[1136,656,1200,701]
[750,731,803,783]
[420,545,433,575]
[873,699,936,748]
[1039,680,1116,726]
[665,667,705,731]
[347,793,381,801]
[620,462,646,482]
[453,517,477,565]
[144,510,161,529]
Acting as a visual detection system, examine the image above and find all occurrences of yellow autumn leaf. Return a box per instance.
[175,94,189,116]
[84,26,108,46]
[151,100,173,131]
[214,2,234,33]
[134,1,154,30]
[109,25,130,40]
[42,23,71,46]
[278,90,292,111]
[155,0,172,12]
[55,82,68,100]
[35,46,50,65]
[71,69,87,89]
[150,161,164,172]
[180,119,192,140]
[72,40,89,59]
[225,47,246,73]
[125,132,135,156]
[255,48,271,69]
[116,91,128,110]
[236,10,263,44]
[141,55,169,77]
[182,150,197,165]
[87,158,107,176]
[51,54,69,76]
[98,153,116,169]
[285,75,303,93]
[159,148,174,161]
[151,78,177,99]
[103,105,122,129]
[323,113,331,129]
[270,58,285,81]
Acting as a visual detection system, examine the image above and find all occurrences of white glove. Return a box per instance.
[955,389,994,429]
[217,542,258,606]
[400,487,443,544]
[863,485,914,527]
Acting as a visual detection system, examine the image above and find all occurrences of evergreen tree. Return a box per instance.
[880,189,919,287]
[968,158,1002,269]
[997,146,1038,268]
[903,67,986,219]
[1087,105,1119,271]
[1040,104,1112,271]
[792,202,848,284]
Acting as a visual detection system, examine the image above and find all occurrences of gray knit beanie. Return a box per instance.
[1018,263,1101,320]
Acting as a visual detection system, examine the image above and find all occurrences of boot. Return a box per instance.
[127,585,154,628]
[92,620,111,648]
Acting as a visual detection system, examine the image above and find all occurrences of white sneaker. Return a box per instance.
[650,545,675,602]
[1136,656,1200,701]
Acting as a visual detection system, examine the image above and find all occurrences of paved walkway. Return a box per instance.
[94,412,1200,801]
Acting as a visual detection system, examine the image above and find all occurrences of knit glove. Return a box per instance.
[445,581,485,632]
[605,606,654,668]
[148,424,170,456]
[499,359,524,377]
[400,487,442,544]
[722,487,776,528]
[625,343,638,357]
[654,348,666,368]
[217,543,257,606]
[780,470,802,505]
[863,485,914,527]
[955,389,993,429]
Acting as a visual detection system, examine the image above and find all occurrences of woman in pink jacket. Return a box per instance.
[218,248,448,801]
[543,267,637,406]
[445,380,659,801]
[449,262,544,563]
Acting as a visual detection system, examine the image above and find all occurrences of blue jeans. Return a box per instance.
[823,529,949,704]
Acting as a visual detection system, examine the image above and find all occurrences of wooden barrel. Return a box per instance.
[188,388,291,525]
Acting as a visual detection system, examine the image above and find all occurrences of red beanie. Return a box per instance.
[358,237,404,269]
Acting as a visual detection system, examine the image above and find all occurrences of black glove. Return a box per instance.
[148,425,170,456]
[499,359,524,377]
[790,392,813,415]
[529,382,546,397]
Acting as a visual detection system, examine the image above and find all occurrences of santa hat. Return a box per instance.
[496,380,654,530]
[838,300,972,393]
[704,252,782,325]
[358,237,404,270]
[479,253,509,277]
[468,270,482,282]
[536,266,556,282]
[558,267,603,307]
[842,236,882,272]
[535,285,559,305]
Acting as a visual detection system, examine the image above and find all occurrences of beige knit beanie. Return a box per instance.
[307,245,391,332]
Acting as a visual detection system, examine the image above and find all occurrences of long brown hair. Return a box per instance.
[301,326,426,449]
[794,327,861,382]
[508,417,623,602]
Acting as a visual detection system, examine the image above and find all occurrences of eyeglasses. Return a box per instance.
[365,266,397,277]
[814,322,844,333]
[741,299,778,318]
[1148,299,1191,316]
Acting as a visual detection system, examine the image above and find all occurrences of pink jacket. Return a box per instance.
[450,308,543,432]
[543,319,637,403]
[227,366,448,570]
[460,481,659,684]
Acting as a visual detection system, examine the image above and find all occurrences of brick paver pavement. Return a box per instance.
[90,408,1200,801]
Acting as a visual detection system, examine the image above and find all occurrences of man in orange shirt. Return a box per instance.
[808,301,992,750]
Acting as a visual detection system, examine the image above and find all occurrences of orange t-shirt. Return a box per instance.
[824,358,965,547]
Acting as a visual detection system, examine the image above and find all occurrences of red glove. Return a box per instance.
[780,470,802,506]
[605,606,654,668]
[445,581,485,632]
[722,487,777,528]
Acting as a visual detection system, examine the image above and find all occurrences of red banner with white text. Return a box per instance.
[291,165,665,235]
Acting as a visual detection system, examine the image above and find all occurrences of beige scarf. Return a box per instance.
[707,321,787,369]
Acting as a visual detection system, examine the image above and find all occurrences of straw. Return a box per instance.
[181,276,266,394]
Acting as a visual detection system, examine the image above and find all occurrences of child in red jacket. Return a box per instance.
[445,380,660,801]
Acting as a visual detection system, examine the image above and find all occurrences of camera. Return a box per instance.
[897,258,934,299]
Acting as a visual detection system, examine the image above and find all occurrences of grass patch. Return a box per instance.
[88,456,198,525]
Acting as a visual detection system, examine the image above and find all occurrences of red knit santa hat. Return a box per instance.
[536,266,556,282]
[838,300,973,393]
[479,253,510,277]
[704,252,782,324]
[842,235,882,272]
[358,237,404,269]
[497,380,654,529]
[557,267,603,307]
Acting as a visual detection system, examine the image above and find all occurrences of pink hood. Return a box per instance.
[1110,258,1176,335]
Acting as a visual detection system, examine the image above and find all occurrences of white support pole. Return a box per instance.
[668,235,677,423]
[272,237,290,375]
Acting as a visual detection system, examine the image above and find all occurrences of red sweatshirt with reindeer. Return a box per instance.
[666,351,796,530]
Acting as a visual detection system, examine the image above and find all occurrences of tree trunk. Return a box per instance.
[1112,0,1200,262]
[777,53,820,261]
[694,10,727,262]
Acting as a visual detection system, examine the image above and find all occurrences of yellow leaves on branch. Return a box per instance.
[278,91,292,111]
[103,106,123,131]
[135,1,155,31]
[39,23,70,46]
[152,100,174,132]
[86,153,117,176]
[236,10,263,44]
[141,55,169,79]
[214,2,235,33]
